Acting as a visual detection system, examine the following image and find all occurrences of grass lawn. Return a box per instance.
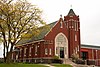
[52,64,73,67]
[0,63,72,67]
[0,63,48,67]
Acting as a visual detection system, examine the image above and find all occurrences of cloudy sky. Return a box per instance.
[0,0,100,57]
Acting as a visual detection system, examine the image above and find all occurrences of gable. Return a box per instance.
[44,18,68,40]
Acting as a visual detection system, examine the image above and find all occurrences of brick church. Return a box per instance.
[13,9,100,66]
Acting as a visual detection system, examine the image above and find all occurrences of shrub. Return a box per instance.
[48,59,52,64]
[71,54,79,62]
[52,59,63,64]
[0,59,4,63]
[87,60,95,65]
[53,56,59,59]
[75,59,85,64]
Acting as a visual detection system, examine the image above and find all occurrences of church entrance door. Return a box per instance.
[60,47,64,58]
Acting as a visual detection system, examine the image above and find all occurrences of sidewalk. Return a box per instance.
[63,59,97,67]
[41,64,55,67]
[63,59,77,66]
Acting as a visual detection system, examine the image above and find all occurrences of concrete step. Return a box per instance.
[62,59,94,67]
[61,59,77,66]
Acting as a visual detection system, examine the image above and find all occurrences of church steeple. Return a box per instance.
[64,8,80,58]
[67,9,76,16]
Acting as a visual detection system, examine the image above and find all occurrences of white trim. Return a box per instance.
[55,33,68,59]
[16,40,44,47]
[81,47,100,50]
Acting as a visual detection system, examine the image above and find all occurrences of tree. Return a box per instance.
[0,0,46,63]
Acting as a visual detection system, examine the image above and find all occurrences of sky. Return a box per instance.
[0,0,100,57]
[29,0,100,45]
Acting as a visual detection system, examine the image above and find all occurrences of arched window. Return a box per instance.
[49,48,52,55]
[56,34,66,44]
[60,21,63,28]
[35,46,37,55]
[45,48,48,55]
[24,48,27,56]
[75,34,77,41]
[55,33,68,59]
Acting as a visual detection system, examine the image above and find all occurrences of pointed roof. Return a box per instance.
[67,9,76,16]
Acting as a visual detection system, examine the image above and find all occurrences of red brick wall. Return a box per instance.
[81,48,100,66]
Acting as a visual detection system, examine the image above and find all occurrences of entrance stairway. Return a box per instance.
[62,59,95,67]
[62,59,77,66]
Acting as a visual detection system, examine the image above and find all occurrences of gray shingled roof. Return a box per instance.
[17,21,57,45]
[67,9,76,16]
[81,44,100,49]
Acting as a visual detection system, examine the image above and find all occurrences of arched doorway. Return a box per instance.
[55,33,68,59]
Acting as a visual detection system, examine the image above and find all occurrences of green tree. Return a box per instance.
[0,0,46,63]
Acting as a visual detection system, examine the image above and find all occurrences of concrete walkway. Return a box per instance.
[41,59,97,67]
[41,64,55,67]
[63,59,97,67]
[63,59,77,66]
[42,64,97,67]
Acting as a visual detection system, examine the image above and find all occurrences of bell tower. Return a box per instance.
[64,9,80,58]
